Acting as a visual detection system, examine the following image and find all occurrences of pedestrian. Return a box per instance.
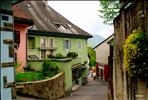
[96,63,99,79]
[92,67,96,80]
[93,71,96,80]
[89,69,93,77]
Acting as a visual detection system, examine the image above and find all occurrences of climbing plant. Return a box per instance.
[124,28,148,80]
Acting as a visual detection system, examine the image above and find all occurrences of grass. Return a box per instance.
[15,71,56,82]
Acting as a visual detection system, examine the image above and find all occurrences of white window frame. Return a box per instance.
[64,39,71,50]
[48,37,55,48]
[40,37,46,47]
[77,40,82,49]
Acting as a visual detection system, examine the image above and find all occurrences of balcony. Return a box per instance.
[38,47,57,51]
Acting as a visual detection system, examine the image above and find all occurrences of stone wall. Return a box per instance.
[16,72,65,99]
[136,80,148,100]
[113,0,148,100]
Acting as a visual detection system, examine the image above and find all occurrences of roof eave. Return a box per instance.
[93,34,114,49]
[14,17,34,26]
[28,30,92,39]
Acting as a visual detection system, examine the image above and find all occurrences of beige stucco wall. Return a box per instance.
[94,36,113,65]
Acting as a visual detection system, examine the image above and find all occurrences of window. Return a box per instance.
[77,40,82,49]
[28,37,35,49]
[40,38,46,47]
[14,31,20,47]
[41,50,46,59]
[64,40,71,49]
[2,15,9,21]
[49,38,54,48]
[67,24,72,28]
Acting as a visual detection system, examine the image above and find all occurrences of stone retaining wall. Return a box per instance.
[16,72,65,99]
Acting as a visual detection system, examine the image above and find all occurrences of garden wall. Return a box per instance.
[27,57,85,92]
[16,72,65,99]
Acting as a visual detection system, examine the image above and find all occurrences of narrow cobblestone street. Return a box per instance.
[59,78,108,100]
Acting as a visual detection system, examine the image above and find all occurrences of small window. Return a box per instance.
[49,38,54,48]
[14,31,20,47]
[28,37,35,49]
[77,40,82,49]
[41,50,46,59]
[2,15,9,21]
[40,38,46,47]
[64,40,71,49]
[55,23,60,28]
[51,21,61,28]
[67,24,72,28]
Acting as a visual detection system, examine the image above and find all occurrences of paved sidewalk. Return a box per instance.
[59,78,108,100]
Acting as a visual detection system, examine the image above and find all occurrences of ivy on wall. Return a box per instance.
[124,28,148,80]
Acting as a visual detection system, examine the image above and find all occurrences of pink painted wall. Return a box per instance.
[14,24,29,68]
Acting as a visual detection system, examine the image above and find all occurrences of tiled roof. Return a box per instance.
[13,1,92,38]
[13,5,31,19]
[13,5,34,26]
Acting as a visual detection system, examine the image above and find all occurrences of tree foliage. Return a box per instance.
[98,0,120,24]
[88,47,96,67]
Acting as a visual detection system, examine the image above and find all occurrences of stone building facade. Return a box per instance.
[113,0,148,100]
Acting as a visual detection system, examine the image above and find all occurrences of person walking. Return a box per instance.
[93,71,96,80]
[92,67,96,80]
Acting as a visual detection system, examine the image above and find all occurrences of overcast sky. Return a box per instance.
[48,1,113,38]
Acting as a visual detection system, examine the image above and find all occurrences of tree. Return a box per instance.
[88,47,96,67]
[98,0,120,25]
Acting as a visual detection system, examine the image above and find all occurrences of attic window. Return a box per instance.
[50,21,60,28]
[51,21,62,28]
[27,4,31,8]
[67,24,72,28]
[55,23,61,28]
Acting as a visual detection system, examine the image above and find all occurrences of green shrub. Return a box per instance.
[14,63,21,68]
[23,63,33,71]
[54,53,65,58]
[124,28,148,80]
[88,47,96,67]
[41,60,59,78]
[67,52,78,58]
[48,53,66,59]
